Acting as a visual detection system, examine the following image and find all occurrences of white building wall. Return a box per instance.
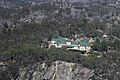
[86,46,91,52]
[80,46,86,51]
[66,42,71,46]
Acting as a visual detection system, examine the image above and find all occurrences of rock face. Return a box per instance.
[17,61,94,80]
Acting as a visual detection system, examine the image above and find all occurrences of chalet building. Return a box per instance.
[67,39,91,52]
[49,36,91,52]
[49,36,71,48]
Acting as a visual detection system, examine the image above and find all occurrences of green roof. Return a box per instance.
[52,36,68,44]
[72,41,79,45]
[58,37,69,44]
[80,39,89,47]
[72,39,90,47]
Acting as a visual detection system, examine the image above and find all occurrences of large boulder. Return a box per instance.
[17,61,94,80]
